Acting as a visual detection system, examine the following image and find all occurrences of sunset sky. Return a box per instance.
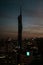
[0,0,43,38]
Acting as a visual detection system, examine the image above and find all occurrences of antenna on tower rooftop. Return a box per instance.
[19,0,22,15]
[20,5,22,15]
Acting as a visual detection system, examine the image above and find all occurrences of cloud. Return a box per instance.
[23,24,43,33]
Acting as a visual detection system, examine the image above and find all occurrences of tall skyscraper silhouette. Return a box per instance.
[18,6,22,49]
[17,6,22,65]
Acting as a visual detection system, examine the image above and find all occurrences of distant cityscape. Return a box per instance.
[0,37,43,65]
[0,0,43,65]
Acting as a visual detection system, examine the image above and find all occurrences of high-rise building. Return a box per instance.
[18,7,22,49]
[17,6,22,65]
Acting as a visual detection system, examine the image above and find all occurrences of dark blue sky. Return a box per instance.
[0,0,43,34]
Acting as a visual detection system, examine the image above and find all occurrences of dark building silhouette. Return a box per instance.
[18,7,22,49]
[17,7,22,64]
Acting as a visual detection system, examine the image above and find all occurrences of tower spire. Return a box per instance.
[19,0,22,15]
[20,5,22,15]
